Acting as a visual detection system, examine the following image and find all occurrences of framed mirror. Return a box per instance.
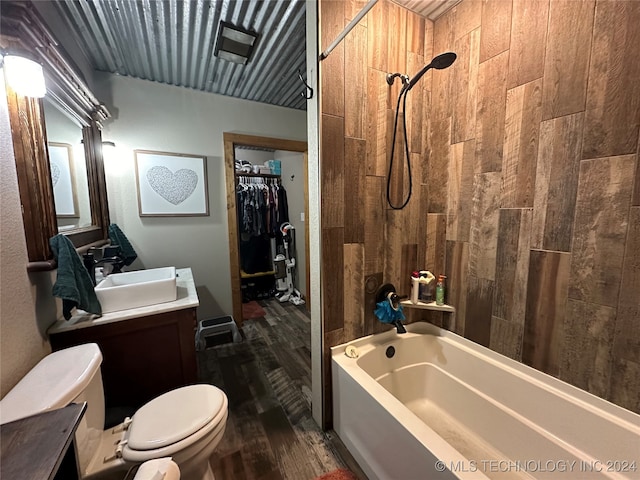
[1,2,111,270]
[44,104,91,231]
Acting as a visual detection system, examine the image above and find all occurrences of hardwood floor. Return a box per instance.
[197,299,364,480]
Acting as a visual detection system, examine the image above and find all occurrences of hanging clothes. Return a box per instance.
[236,175,289,274]
[236,176,289,238]
[277,184,289,225]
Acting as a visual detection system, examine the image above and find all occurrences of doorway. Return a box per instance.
[223,133,309,326]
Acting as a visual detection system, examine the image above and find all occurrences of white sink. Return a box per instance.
[95,266,177,314]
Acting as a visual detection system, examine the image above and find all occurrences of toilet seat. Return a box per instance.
[122,384,228,462]
[128,384,225,450]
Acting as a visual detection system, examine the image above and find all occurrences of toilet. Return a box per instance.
[0,343,228,480]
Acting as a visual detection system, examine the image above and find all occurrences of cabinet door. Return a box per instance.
[49,309,197,410]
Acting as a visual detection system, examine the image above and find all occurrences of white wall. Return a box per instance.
[0,74,52,397]
[95,73,307,320]
[234,148,273,166]
[305,0,323,425]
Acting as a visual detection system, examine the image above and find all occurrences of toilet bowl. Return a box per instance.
[0,343,228,480]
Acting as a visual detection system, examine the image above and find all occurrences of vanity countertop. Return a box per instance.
[48,267,199,335]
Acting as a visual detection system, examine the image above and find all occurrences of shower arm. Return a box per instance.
[386,52,458,93]
[386,72,409,87]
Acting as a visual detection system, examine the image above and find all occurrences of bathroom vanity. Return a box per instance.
[48,268,199,412]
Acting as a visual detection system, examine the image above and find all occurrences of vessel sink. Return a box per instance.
[95,266,177,314]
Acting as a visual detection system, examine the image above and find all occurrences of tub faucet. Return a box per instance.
[387,292,408,334]
[393,318,407,334]
[375,283,408,334]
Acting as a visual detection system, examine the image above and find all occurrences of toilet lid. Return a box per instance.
[127,384,226,450]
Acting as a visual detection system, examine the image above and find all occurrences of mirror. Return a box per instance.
[1,2,111,270]
[43,99,92,232]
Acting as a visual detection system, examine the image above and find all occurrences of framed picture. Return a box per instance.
[134,150,209,216]
[48,142,79,217]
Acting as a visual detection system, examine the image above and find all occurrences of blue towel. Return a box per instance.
[50,234,102,320]
[374,300,406,324]
[108,224,137,266]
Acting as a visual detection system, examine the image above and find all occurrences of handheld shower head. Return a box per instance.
[405,51,457,92]
[385,50,457,210]
[430,51,457,69]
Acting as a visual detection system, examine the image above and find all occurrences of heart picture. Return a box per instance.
[50,162,61,187]
[146,166,198,205]
[135,150,209,216]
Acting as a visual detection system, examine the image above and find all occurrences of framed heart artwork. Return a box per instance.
[48,142,79,218]
[134,150,209,216]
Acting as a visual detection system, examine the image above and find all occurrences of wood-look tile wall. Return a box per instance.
[319,0,431,425]
[319,0,640,425]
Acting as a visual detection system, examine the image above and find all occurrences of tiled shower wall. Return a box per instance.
[319,0,435,424]
[319,0,640,425]
[434,0,640,414]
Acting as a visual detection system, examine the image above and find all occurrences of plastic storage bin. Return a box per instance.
[266,160,281,175]
[196,316,241,350]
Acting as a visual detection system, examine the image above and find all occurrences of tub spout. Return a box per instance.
[393,319,407,334]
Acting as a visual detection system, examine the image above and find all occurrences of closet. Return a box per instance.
[235,172,289,300]
[223,133,308,326]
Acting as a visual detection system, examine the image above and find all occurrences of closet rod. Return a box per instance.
[319,0,378,60]
[234,172,280,178]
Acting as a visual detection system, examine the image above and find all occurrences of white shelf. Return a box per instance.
[401,300,455,313]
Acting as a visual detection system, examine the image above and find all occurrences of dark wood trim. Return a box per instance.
[6,89,58,263]
[26,259,57,272]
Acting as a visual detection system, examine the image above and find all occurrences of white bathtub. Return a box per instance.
[331,322,640,480]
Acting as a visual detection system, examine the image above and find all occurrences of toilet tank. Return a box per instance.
[0,343,106,475]
[0,343,104,423]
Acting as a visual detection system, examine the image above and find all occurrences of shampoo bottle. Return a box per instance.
[436,275,446,306]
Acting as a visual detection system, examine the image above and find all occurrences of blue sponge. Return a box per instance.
[374,300,406,324]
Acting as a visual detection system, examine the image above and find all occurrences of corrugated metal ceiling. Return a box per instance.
[46,1,460,111]
[391,0,462,20]
[49,0,308,110]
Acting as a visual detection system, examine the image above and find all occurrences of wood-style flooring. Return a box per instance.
[197,299,364,480]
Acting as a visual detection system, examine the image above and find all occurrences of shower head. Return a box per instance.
[405,51,457,92]
[430,51,457,70]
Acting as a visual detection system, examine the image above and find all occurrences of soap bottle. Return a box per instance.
[435,275,446,306]
[410,271,420,304]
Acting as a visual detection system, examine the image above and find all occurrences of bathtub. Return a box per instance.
[331,322,640,480]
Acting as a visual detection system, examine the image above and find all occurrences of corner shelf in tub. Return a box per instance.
[400,300,455,313]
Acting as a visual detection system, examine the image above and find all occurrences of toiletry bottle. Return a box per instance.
[411,271,420,304]
[436,275,446,305]
[419,270,435,303]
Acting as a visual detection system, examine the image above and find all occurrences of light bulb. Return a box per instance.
[3,55,46,98]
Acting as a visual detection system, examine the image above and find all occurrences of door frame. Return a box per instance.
[223,132,309,326]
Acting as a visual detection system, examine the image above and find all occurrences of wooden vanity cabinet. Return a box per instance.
[49,308,198,412]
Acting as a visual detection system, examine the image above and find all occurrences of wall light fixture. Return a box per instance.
[1,53,46,98]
